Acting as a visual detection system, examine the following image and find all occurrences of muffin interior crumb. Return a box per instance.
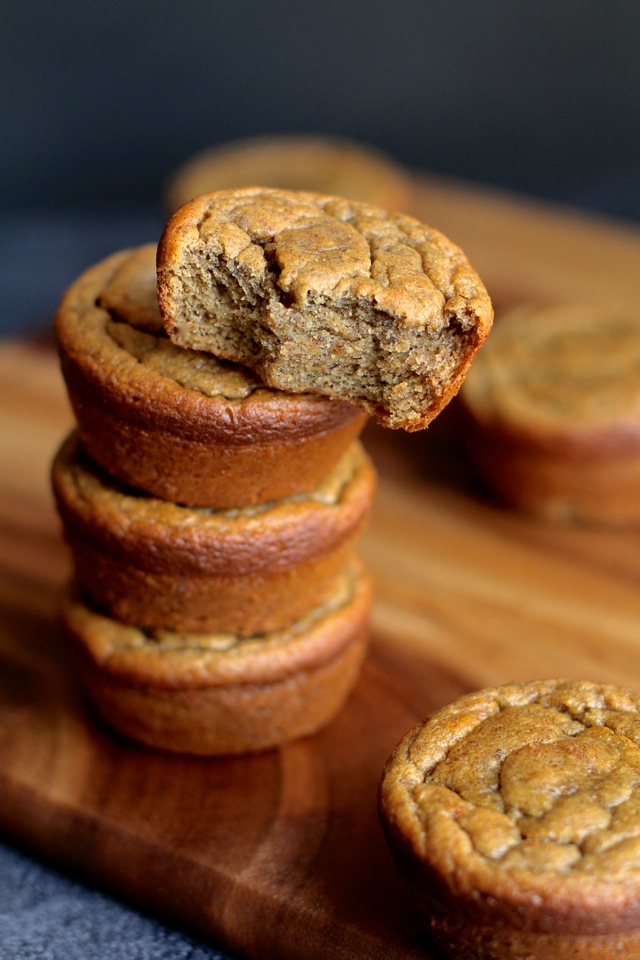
[96,244,263,401]
[159,189,493,429]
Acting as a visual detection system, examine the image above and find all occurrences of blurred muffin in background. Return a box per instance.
[164,133,416,213]
[458,302,640,524]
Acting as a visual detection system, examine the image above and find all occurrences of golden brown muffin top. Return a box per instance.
[62,560,369,688]
[164,133,415,213]
[380,679,640,932]
[158,187,493,430]
[461,303,640,452]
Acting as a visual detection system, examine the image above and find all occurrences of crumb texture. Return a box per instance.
[54,246,368,508]
[98,244,263,400]
[158,188,493,429]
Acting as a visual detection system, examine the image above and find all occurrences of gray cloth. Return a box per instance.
[0,841,235,960]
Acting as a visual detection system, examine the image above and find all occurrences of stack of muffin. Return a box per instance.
[52,243,376,755]
[52,185,494,757]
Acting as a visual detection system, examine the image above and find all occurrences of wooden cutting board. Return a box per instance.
[2,177,640,959]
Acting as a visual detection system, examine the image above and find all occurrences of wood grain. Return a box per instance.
[2,178,640,959]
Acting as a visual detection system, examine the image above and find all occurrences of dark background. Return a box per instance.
[1,0,640,335]
[3,0,640,219]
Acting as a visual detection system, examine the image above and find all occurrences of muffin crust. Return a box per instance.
[62,561,371,755]
[55,245,366,507]
[379,679,640,959]
[157,187,493,431]
[52,432,375,635]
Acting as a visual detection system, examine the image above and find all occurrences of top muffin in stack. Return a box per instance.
[158,188,492,431]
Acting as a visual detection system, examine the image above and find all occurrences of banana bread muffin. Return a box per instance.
[459,302,640,523]
[379,679,640,960]
[52,432,375,636]
[61,560,371,755]
[54,244,366,508]
[164,133,415,214]
[157,187,493,431]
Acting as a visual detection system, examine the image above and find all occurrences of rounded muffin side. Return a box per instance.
[61,560,371,755]
[379,678,640,960]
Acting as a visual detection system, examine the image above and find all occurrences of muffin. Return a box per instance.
[157,187,494,432]
[54,244,366,508]
[52,431,375,636]
[61,560,371,755]
[459,302,640,523]
[379,679,640,960]
[164,133,415,214]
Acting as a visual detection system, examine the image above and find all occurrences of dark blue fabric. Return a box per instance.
[0,842,236,960]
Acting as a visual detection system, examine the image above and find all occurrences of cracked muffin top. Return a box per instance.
[460,303,640,454]
[157,187,493,431]
[56,243,276,404]
[97,244,262,399]
[379,679,640,936]
[54,243,367,508]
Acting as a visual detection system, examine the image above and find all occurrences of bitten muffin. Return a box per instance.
[61,560,371,755]
[54,244,366,508]
[52,432,375,636]
[459,302,640,523]
[157,187,493,431]
[164,133,415,214]
[379,679,640,960]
